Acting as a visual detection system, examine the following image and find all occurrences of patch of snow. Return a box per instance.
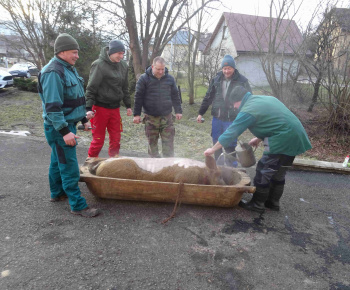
[327,216,334,225]
[0,130,30,136]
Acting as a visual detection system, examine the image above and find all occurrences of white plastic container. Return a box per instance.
[342,155,349,168]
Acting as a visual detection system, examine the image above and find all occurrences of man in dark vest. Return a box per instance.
[38,33,100,217]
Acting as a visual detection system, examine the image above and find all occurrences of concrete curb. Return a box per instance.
[292,158,350,175]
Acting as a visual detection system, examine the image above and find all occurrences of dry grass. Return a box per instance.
[5,85,345,163]
[0,88,44,137]
[0,87,261,162]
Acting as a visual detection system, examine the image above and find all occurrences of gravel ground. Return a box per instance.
[1,133,350,289]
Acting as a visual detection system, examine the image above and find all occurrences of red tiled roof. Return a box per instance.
[205,12,303,55]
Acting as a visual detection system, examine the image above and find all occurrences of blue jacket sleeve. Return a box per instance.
[218,112,256,147]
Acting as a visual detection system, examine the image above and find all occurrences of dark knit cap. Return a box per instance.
[221,54,236,69]
[230,86,249,103]
[108,39,125,56]
[54,33,80,55]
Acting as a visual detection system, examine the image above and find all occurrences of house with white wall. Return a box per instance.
[161,30,212,71]
[204,12,304,87]
[162,30,192,71]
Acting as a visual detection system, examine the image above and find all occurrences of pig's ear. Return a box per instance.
[205,155,217,170]
[88,160,102,175]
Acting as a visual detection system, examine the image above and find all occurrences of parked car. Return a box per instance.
[0,69,14,89]
[8,63,38,78]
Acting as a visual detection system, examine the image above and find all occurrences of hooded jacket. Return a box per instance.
[85,47,131,110]
[198,70,252,122]
[133,66,182,117]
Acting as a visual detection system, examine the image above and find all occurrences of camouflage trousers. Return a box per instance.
[143,113,175,158]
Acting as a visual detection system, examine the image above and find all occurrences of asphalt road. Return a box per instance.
[1,134,350,290]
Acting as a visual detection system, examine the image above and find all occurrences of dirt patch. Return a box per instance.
[291,105,350,163]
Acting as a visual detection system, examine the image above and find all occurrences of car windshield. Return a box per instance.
[11,64,28,70]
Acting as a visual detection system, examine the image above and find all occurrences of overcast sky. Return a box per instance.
[1,0,349,34]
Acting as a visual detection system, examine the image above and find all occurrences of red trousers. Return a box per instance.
[88,105,123,158]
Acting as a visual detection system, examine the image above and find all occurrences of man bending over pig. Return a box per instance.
[204,86,312,213]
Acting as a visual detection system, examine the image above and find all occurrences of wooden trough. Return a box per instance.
[79,158,255,208]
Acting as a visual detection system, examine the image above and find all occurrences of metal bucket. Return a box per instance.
[217,142,256,168]
[235,142,256,167]
[235,142,256,168]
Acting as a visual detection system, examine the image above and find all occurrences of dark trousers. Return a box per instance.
[254,154,295,188]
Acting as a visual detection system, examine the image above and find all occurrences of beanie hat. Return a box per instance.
[221,54,236,69]
[108,40,125,56]
[54,33,80,55]
[229,86,249,103]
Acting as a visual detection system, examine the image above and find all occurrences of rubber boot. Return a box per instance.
[239,187,269,213]
[265,183,284,211]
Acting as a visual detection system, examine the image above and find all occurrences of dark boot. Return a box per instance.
[265,183,284,211]
[239,187,269,213]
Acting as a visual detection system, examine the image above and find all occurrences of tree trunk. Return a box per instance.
[307,73,322,112]
[123,0,143,76]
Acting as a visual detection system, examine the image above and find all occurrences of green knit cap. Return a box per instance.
[54,33,80,54]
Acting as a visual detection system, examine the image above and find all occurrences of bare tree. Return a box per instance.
[93,0,220,77]
[252,0,303,101]
[186,0,206,105]
[0,0,105,84]
[0,0,66,69]
[313,7,350,138]
[199,0,308,102]
[200,46,223,85]
[295,2,350,139]
[205,1,303,101]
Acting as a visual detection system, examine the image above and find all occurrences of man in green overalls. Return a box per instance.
[38,33,100,217]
